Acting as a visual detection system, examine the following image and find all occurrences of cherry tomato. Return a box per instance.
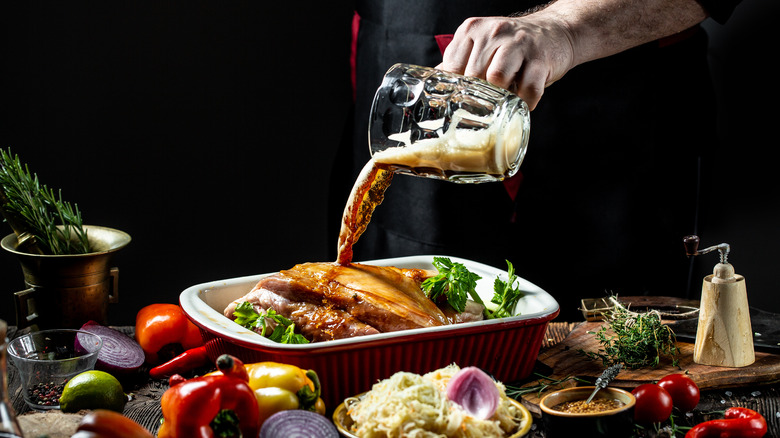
[657,373,700,412]
[631,383,673,424]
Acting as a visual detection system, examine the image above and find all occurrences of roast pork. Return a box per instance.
[224,262,484,342]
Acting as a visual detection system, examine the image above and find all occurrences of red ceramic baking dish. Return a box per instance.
[180,255,560,409]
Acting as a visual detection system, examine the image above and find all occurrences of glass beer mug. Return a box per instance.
[369,63,530,183]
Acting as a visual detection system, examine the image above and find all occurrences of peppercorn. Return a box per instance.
[27,380,67,406]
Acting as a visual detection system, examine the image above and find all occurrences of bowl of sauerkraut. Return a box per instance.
[332,364,533,438]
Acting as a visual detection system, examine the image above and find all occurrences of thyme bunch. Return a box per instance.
[581,296,680,369]
[0,148,90,254]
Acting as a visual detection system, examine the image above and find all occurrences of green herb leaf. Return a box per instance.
[276,323,309,344]
[232,302,309,344]
[488,260,525,319]
[257,309,289,337]
[421,257,483,313]
[232,301,260,327]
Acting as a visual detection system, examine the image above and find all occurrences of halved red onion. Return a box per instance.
[259,410,338,438]
[446,366,500,420]
[75,321,145,377]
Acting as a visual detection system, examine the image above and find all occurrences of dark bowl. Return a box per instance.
[539,386,636,438]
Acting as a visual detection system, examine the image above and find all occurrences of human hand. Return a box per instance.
[437,14,576,111]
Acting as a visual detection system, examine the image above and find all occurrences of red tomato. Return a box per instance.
[631,383,673,424]
[657,373,700,412]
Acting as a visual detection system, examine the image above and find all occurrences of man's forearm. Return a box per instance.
[538,0,709,66]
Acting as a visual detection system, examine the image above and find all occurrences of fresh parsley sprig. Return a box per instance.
[489,260,525,319]
[422,257,484,313]
[233,302,309,344]
[422,257,526,319]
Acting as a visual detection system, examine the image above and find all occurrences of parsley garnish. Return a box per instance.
[489,260,525,319]
[233,302,309,344]
[422,257,526,319]
[422,257,484,313]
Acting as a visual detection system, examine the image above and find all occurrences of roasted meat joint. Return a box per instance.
[224,261,485,343]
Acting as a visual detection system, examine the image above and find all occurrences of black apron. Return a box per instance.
[330,0,717,321]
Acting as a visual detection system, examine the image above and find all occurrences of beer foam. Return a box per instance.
[375,108,523,175]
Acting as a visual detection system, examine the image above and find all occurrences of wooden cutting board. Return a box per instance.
[535,321,780,390]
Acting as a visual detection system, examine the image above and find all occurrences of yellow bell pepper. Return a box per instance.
[209,361,325,424]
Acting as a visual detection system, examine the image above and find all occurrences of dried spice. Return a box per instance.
[552,398,625,414]
[28,380,66,407]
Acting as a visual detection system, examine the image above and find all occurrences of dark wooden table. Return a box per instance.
[6,323,780,437]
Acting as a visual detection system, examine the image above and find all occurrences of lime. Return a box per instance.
[59,370,127,413]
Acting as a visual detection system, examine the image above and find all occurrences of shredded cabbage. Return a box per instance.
[346,364,525,437]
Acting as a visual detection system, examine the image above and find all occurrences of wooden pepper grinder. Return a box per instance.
[684,235,755,367]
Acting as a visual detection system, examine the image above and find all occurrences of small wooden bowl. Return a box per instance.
[539,386,636,438]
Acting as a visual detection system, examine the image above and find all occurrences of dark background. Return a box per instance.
[1,1,777,328]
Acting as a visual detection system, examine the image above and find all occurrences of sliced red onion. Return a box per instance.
[75,321,145,377]
[446,366,500,420]
[259,410,338,438]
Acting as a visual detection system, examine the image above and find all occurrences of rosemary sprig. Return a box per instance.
[0,148,90,254]
[580,296,680,369]
[505,374,590,399]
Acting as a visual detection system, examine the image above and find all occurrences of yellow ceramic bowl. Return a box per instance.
[332,394,532,438]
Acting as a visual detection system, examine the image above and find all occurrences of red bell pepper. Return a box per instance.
[158,354,260,438]
[686,407,767,438]
[135,303,204,365]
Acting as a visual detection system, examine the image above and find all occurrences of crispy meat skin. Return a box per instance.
[274,262,449,330]
[225,262,484,342]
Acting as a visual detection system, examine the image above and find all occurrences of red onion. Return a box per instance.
[75,321,145,377]
[259,410,338,438]
[446,366,500,420]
